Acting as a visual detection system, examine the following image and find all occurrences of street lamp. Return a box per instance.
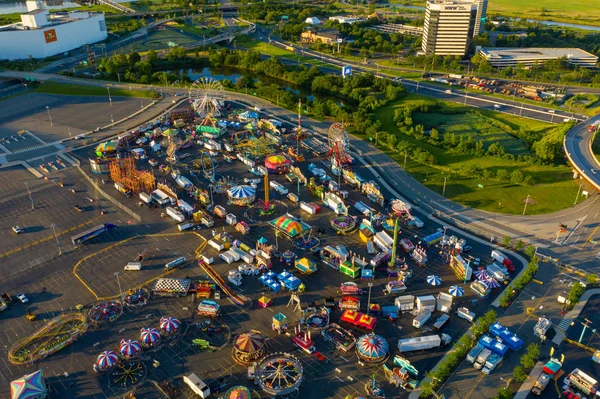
[111,114,114,124]
[522,194,530,215]
[500,377,512,388]
[114,272,124,302]
[107,86,112,105]
[25,182,34,210]
[46,106,53,126]
[50,224,61,255]
[574,184,583,205]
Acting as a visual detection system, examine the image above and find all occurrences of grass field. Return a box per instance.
[130,30,196,52]
[370,94,583,214]
[488,0,600,26]
[34,82,158,98]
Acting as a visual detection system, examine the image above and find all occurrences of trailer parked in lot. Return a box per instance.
[466,346,483,364]
[474,348,492,370]
[482,353,503,374]
[397,334,451,353]
[432,314,450,331]
[166,207,185,223]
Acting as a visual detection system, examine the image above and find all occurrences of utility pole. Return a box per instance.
[25,182,34,210]
[107,87,112,105]
[404,152,407,168]
[51,224,62,255]
[442,176,447,197]
[522,194,530,215]
[578,318,593,343]
[46,106,53,126]
[114,272,124,302]
[574,184,583,205]
[367,282,373,313]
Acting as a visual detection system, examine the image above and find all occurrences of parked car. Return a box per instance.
[16,293,29,303]
[74,205,84,212]
[463,245,472,253]
[148,158,159,167]
[12,226,24,234]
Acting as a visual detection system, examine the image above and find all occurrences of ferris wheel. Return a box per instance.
[189,77,224,117]
[327,122,351,167]
[255,353,304,396]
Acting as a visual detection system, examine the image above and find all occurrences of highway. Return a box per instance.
[564,117,600,190]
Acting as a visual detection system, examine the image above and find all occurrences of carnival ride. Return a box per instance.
[165,130,194,163]
[366,374,385,398]
[189,77,225,118]
[232,330,267,365]
[197,259,246,306]
[109,157,156,195]
[120,339,142,359]
[255,352,304,396]
[236,136,276,160]
[108,361,146,388]
[94,350,120,372]
[198,151,216,182]
[227,185,256,206]
[356,334,389,363]
[88,300,123,323]
[330,215,357,235]
[9,312,88,365]
[159,317,181,335]
[327,122,352,168]
[140,327,161,347]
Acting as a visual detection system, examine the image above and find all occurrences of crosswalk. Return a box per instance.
[557,317,573,331]
[12,144,48,155]
[26,152,57,163]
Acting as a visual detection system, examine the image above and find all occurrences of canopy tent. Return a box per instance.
[95,140,117,156]
[426,275,442,286]
[284,276,302,290]
[482,277,501,289]
[449,285,465,297]
[269,215,312,239]
[277,271,292,282]
[295,257,317,273]
[227,185,256,206]
[140,327,161,345]
[119,339,142,358]
[10,370,48,399]
[239,111,259,120]
[159,317,181,334]
[95,350,119,370]
[356,334,389,361]
[474,269,490,280]
[265,154,291,174]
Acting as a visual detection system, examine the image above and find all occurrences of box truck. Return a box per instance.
[139,192,153,205]
[482,353,503,374]
[474,349,492,370]
[416,295,436,312]
[397,334,451,353]
[491,250,514,272]
[183,373,210,398]
[466,346,483,364]
[413,309,432,328]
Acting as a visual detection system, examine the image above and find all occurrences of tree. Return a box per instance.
[515,240,525,250]
[513,365,528,383]
[526,344,540,360]
[497,387,513,399]
[502,236,512,246]
[525,245,536,257]
[429,128,440,143]
[566,282,586,307]
[510,170,524,185]
[146,50,158,64]
[496,169,509,182]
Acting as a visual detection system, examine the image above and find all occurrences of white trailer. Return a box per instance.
[437,292,453,313]
[178,222,194,231]
[151,189,170,205]
[486,263,507,282]
[300,201,317,215]
[432,314,450,331]
[395,295,415,312]
[166,207,185,223]
[457,307,476,322]
[397,334,451,353]
[413,309,432,328]
[482,353,503,374]
[139,192,153,204]
[374,230,393,252]
[183,373,210,398]
[416,295,436,312]
[474,349,492,370]
[208,239,225,252]
[466,346,483,364]
[219,252,236,264]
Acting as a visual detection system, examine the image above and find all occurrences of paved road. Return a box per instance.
[564,116,600,191]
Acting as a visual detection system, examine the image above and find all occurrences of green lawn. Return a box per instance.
[132,30,196,51]
[370,94,584,214]
[488,0,600,27]
[35,82,158,98]
[235,35,295,57]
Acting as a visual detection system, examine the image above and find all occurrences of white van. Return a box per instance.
[124,262,142,271]
[178,222,194,231]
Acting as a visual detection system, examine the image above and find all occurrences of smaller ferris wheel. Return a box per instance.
[327,122,352,167]
[189,77,224,117]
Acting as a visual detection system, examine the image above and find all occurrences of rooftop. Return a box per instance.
[479,47,599,60]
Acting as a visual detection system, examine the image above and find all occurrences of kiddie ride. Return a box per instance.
[366,374,385,398]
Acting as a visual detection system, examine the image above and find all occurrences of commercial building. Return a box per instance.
[300,29,340,45]
[329,16,362,25]
[421,0,477,56]
[478,47,599,68]
[371,24,423,36]
[0,2,107,60]
[472,0,487,36]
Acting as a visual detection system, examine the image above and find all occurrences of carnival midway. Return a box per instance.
[7,78,523,399]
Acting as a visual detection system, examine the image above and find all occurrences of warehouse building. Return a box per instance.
[478,47,599,68]
[0,3,107,60]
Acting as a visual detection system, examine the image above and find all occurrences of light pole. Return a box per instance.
[367,282,373,313]
[140,100,144,110]
[25,182,34,210]
[51,224,62,255]
[107,86,112,105]
[442,176,447,197]
[574,184,582,205]
[500,377,512,388]
[46,106,53,126]
[114,272,124,302]
[522,194,530,215]
[111,114,114,124]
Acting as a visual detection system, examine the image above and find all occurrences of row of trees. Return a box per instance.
[498,258,539,307]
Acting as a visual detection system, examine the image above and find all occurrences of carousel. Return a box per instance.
[119,339,142,359]
[356,334,389,363]
[255,352,303,396]
[139,327,161,347]
[227,185,256,206]
[87,300,122,324]
[264,154,291,174]
[93,350,119,373]
[232,330,267,365]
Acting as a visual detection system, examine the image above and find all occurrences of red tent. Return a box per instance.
[356,314,376,330]
[341,309,360,324]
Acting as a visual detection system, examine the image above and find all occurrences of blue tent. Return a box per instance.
[284,276,301,290]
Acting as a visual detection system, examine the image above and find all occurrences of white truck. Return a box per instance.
[436,292,453,314]
[178,222,194,231]
[395,295,415,312]
[413,309,432,329]
[474,348,492,370]
[166,207,185,223]
[466,346,483,364]
[397,334,451,353]
[491,249,515,272]
[564,368,598,396]
[486,263,507,282]
[183,373,210,398]
[374,231,393,252]
[416,295,436,312]
[151,189,170,205]
[270,181,289,195]
[482,353,503,374]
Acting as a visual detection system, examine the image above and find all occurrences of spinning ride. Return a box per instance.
[330,215,357,235]
[140,328,161,347]
[199,151,216,182]
[227,185,256,206]
[94,350,119,372]
[88,300,123,323]
[159,317,181,335]
[108,361,146,388]
[255,352,304,396]
[327,123,352,168]
[10,370,48,399]
[223,386,251,399]
[264,154,291,174]
[9,312,88,365]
